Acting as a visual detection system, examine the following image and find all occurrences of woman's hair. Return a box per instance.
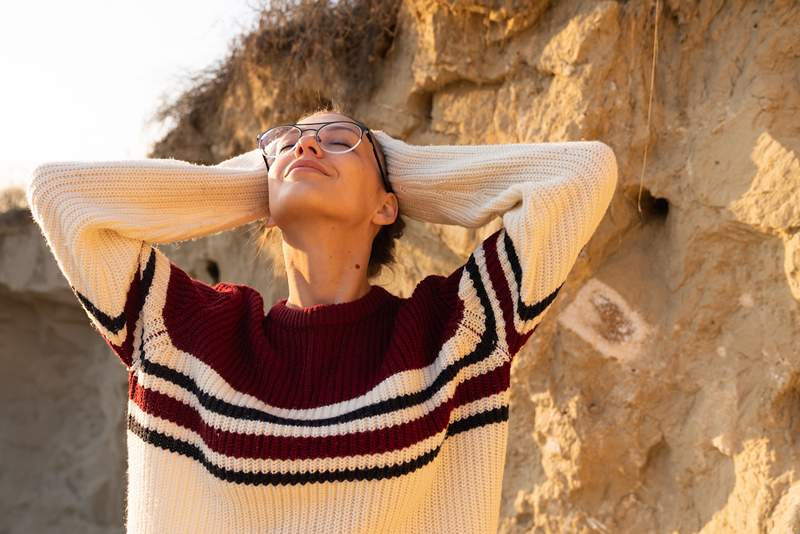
[254,103,406,280]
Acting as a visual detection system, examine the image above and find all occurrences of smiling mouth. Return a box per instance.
[288,166,325,175]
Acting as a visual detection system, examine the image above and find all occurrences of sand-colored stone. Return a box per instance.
[2,0,799,532]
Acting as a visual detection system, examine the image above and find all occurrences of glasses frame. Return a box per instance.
[255,120,392,193]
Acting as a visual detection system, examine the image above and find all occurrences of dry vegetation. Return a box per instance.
[0,185,27,212]
[148,0,402,163]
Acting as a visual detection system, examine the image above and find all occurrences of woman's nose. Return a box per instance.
[294,132,322,156]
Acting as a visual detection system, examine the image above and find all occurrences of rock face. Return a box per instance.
[2,0,799,532]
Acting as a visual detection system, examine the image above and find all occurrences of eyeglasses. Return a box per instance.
[255,120,392,192]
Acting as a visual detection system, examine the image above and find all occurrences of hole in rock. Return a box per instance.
[205,259,221,285]
[624,185,669,223]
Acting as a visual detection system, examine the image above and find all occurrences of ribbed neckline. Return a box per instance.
[266,284,395,328]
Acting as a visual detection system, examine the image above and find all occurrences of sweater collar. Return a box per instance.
[266,284,395,328]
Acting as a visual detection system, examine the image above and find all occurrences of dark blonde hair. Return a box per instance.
[254,103,406,280]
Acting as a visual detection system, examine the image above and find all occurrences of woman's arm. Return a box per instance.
[373,130,618,358]
[25,148,269,368]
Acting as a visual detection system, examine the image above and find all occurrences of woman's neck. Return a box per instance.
[283,228,372,308]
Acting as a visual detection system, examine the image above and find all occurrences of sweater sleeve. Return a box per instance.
[372,130,618,359]
[25,148,269,369]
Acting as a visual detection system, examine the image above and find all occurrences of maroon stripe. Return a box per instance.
[160,259,475,411]
[100,262,144,369]
[480,228,527,355]
[129,360,510,461]
[453,358,510,407]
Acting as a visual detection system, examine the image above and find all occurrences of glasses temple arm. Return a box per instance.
[366,132,390,191]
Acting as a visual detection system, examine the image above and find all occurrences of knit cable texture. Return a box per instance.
[26,130,617,534]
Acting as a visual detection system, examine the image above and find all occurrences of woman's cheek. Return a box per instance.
[268,164,282,181]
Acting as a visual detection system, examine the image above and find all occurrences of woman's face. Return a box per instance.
[265,112,394,234]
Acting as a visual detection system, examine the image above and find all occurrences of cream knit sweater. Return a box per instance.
[26,129,618,533]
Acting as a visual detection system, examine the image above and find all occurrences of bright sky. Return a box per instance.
[0,1,263,191]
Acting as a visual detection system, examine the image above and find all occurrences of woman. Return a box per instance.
[26,106,618,534]
[258,109,402,310]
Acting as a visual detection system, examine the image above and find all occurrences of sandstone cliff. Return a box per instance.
[2,0,798,532]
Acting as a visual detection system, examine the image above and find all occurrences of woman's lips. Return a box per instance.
[286,159,329,176]
[288,166,324,174]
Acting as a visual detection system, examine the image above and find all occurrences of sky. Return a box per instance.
[0,1,264,191]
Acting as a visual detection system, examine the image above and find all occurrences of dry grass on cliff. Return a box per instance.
[149,0,401,161]
[0,186,27,212]
[250,0,400,90]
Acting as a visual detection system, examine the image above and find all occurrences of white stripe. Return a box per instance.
[495,228,549,335]
[471,239,512,357]
[127,244,153,371]
[127,391,509,474]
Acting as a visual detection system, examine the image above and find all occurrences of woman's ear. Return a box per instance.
[266,213,277,229]
[372,192,398,226]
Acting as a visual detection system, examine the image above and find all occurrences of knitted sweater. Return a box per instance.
[25,130,618,534]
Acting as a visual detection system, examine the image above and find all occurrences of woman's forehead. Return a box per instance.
[299,112,351,124]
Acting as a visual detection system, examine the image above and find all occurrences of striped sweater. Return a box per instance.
[25,129,618,534]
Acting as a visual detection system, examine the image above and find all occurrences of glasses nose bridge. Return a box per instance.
[296,125,321,137]
[294,125,323,153]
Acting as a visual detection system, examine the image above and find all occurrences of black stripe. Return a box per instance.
[501,230,563,322]
[75,245,157,334]
[134,252,501,427]
[446,405,508,437]
[127,405,508,485]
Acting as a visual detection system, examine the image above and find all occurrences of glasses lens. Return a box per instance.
[318,122,362,153]
[259,126,299,162]
[258,122,363,161]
